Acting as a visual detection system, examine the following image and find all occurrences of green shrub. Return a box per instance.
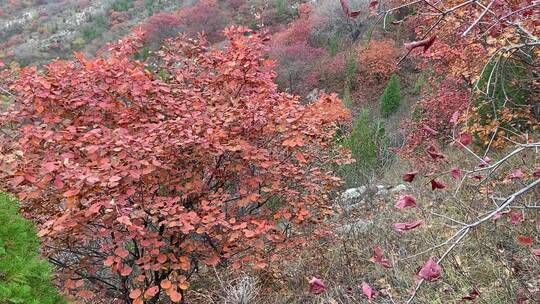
[342,51,358,102]
[111,0,132,12]
[345,52,357,81]
[413,73,426,95]
[0,193,65,304]
[274,0,296,21]
[340,109,390,185]
[342,82,354,109]
[379,73,402,117]
[328,34,340,57]
[82,15,107,42]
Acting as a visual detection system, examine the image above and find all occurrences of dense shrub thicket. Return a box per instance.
[0,26,350,303]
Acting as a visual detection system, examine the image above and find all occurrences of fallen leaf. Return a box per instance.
[430,179,446,190]
[426,145,445,160]
[419,257,442,281]
[462,288,480,301]
[361,282,375,300]
[509,211,523,225]
[369,245,392,268]
[458,133,472,146]
[450,167,461,180]
[517,235,534,246]
[403,171,418,183]
[395,195,417,209]
[508,169,524,180]
[394,220,423,232]
[308,277,326,295]
[404,36,436,52]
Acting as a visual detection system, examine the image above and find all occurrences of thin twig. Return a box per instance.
[406,178,540,303]
[462,0,496,37]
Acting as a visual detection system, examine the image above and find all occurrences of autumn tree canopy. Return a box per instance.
[0,26,350,303]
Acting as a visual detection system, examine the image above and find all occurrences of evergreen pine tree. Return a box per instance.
[379,74,402,117]
[0,193,65,304]
[341,109,389,185]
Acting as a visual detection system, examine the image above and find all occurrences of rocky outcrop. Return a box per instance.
[335,183,407,236]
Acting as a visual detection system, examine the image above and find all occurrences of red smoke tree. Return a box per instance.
[141,12,182,47]
[0,27,350,303]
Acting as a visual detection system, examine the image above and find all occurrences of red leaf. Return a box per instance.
[533,168,540,177]
[10,176,25,187]
[157,254,168,264]
[117,215,133,227]
[120,265,133,277]
[369,0,379,12]
[203,255,220,266]
[349,10,361,18]
[144,285,159,298]
[462,288,480,301]
[418,257,442,281]
[361,282,375,300]
[104,256,115,267]
[129,169,141,179]
[339,0,350,16]
[478,157,491,168]
[517,235,534,246]
[426,145,445,160]
[85,203,102,217]
[308,277,326,295]
[492,212,504,222]
[395,195,417,209]
[458,132,472,146]
[508,169,524,180]
[76,290,95,299]
[369,245,392,268]
[404,36,436,52]
[402,171,418,183]
[53,175,64,189]
[509,211,523,225]
[129,288,142,299]
[63,188,81,197]
[450,167,461,180]
[394,220,423,232]
[169,289,182,302]
[160,279,172,289]
[340,0,363,18]
[430,179,446,190]
[41,162,58,174]
[115,247,129,258]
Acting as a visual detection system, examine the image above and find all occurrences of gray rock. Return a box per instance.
[335,219,373,236]
[340,186,367,204]
[390,184,407,193]
[341,201,366,213]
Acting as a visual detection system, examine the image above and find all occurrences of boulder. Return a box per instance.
[340,186,367,204]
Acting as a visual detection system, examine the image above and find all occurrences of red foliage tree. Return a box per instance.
[175,0,231,43]
[400,78,470,165]
[356,39,397,85]
[269,16,329,95]
[141,12,182,47]
[0,27,349,303]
